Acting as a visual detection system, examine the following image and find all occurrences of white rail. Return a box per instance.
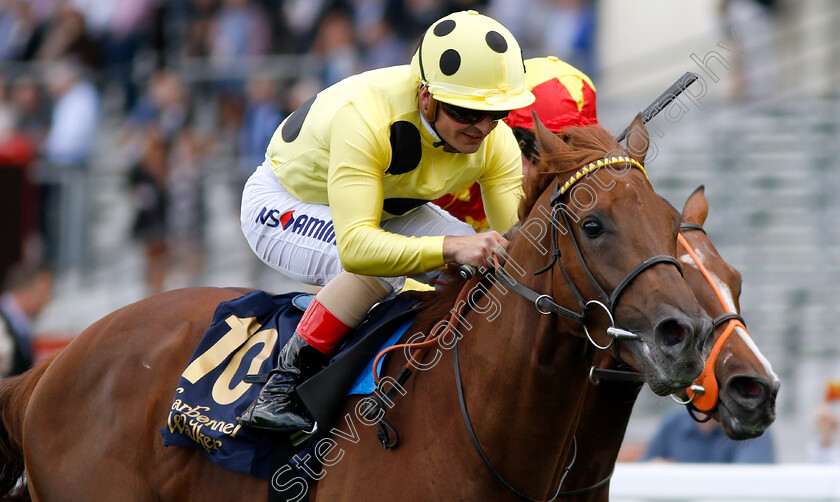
[610,463,840,501]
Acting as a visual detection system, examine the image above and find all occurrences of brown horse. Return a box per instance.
[0,116,711,501]
[557,186,780,501]
[294,116,711,501]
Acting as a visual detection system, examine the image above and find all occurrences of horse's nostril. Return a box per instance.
[657,319,688,346]
[729,376,768,402]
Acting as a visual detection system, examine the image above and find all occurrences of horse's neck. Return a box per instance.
[453,268,596,492]
[560,354,643,496]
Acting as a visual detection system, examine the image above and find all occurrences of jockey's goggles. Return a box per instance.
[439,101,510,124]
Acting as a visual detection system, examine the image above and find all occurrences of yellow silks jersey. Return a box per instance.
[265,65,523,277]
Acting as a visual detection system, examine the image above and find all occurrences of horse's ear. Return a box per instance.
[682,185,709,226]
[532,110,566,158]
[624,113,649,165]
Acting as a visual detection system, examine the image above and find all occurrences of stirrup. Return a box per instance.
[288,422,318,446]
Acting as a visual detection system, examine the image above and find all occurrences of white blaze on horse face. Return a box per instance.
[679,247,737,312]
[681,245,777,378]
[679,254,698,269]
[734,325,777,379]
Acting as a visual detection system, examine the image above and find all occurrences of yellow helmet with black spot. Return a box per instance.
[411,10,535,113]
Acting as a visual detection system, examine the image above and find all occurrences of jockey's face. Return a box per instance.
[419,87,501,154]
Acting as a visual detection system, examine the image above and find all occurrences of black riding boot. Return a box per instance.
[238,334,329,432]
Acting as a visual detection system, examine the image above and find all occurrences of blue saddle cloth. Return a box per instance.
[160,290,419,481]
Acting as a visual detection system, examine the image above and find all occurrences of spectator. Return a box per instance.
[10,73,50,146]
[535,0,597,76]
[311,8,362,86]
[215,90,244,160]
[351,0,408,70]
[168,127,207,287]
[0,103,38,281]
[643,408,776,463]
[129,68,190,139]
[0,263,54,377]
[279,0,330,53]
[0,0,40,61]
[238,73,284,186]
[209,0,272,91]
[35,3,100,68]
[719,0,780,102]
[128,132,170,295]
[99,0,157,110]
[39,58,101,273]
[180,0,219,59]
[808,379,840,463]
[42,59,100,165]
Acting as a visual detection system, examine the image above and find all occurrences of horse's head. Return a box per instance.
[676,186,779,439]
[514,114,712,395]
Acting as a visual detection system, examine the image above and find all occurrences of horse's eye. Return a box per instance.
[582,219,604,238]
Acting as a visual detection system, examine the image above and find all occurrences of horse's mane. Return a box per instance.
[404,125,626,335]
[518,125,625,220]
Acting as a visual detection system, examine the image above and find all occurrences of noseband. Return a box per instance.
[498,155,683,354]
[672,224,749,414]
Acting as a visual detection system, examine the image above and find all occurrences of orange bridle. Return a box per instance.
[677,231,749,412]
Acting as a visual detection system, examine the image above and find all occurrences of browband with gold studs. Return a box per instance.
[558,156,648,195]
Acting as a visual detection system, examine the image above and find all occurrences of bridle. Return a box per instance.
[671,223,749,414]
[585,222,750,414]
[454,155,685,501]
[371,156,688,500]
[495,155,683,354]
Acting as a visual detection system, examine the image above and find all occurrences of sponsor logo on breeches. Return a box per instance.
[257,207,337,245]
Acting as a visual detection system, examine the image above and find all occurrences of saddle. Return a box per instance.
[161,290,421,482]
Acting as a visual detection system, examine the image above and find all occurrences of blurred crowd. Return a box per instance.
[0,0,596,295]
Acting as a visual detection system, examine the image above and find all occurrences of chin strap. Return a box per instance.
[419,88,447,149]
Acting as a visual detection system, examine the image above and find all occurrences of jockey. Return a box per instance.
[239,10,535,433]
[505,56,598,178]
[431,56,598,223]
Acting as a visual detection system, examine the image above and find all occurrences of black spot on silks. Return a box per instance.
[485,31,508,53]
[434,19,456,37]
[281,94,317,143]
[383,198,431,216]
[386,121,422,175]
[439,49,461,76]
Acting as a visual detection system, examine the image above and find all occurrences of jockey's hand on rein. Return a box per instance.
[442,231,508,268]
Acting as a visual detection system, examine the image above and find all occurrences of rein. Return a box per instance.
[447,156,676,500]
[453,341,613,501]
[367,155,673,498]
